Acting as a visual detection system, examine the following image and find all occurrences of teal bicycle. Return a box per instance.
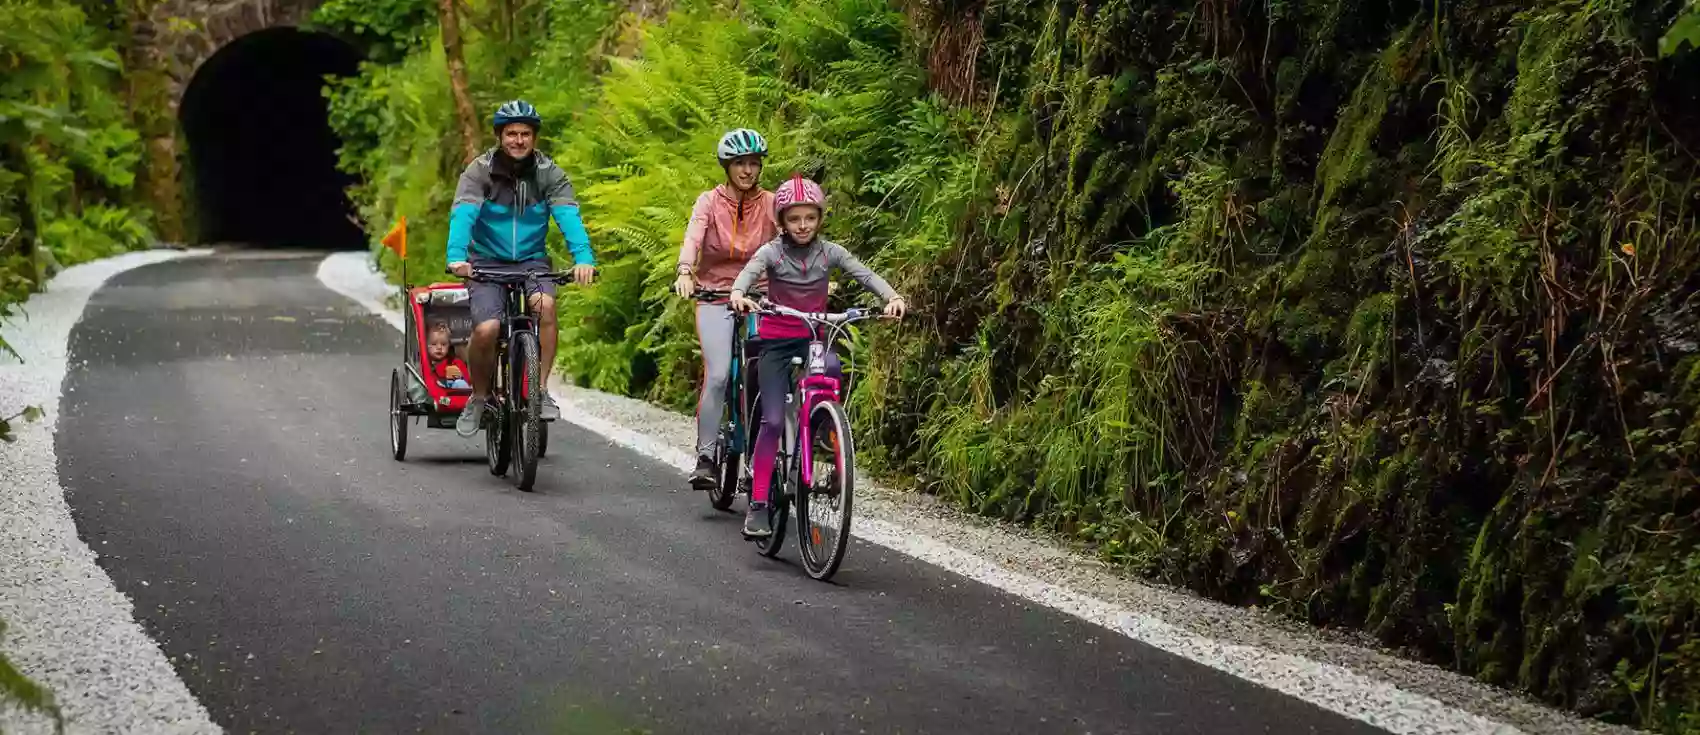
[693,288,762,512]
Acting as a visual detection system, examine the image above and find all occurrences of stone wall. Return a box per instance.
[129,0,328,242]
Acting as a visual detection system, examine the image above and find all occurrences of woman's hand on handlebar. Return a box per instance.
[730,292,760,314]
[672,272,695,299]
[449,261,472,278]
[883,296,907,319]
[573,264,597,286]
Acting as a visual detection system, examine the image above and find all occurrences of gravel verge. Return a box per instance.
[1,249,222,735]
[318,251,1639,735]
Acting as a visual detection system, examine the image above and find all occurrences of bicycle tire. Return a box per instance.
[389,369,408,461]
[797,400,854,581]
[510,330,543,491]
[750,389,790,557]
[710,440,740,511]
[487,345,512,476]
[708,374,741,511]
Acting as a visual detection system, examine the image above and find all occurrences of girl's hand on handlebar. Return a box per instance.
[883,297,907,319]
[730,294,760,314]
[673,273,695,299]
[449,261,472,278]
[573,264,597,285]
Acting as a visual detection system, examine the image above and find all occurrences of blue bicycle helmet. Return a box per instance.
[492,99,542,134]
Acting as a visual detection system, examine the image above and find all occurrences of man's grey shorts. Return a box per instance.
[468,256,556,325]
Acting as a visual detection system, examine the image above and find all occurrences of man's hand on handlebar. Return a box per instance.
[449,261,472,278]
[884,296,907,320]
[573,264,597,286]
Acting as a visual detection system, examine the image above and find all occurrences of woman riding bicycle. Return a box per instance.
[728,175,906,537]
[673,129,780,491]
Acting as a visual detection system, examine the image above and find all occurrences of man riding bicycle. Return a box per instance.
[446,99,597,437]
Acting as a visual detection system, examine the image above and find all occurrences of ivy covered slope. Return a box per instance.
[325,0,1700,729]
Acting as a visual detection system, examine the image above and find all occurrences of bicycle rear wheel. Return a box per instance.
[486,399,511,476]
[707,376,742,511]
[510,330,543,491]
[755,470,790,558]
[796,400,853,580]
[710,435,740,511]
[748,388,789,557]
[487,345,512,476]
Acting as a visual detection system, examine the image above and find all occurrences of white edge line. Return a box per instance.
[315,251,1519,735]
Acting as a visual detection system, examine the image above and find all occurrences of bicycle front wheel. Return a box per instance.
[510,330,543,491]
[796,400,854,581]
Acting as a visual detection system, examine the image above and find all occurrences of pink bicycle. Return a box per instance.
[744,301,887,581]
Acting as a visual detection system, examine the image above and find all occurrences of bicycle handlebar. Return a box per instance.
[693,288,764,302]
[754,300,890,326]
[445,268,580,285]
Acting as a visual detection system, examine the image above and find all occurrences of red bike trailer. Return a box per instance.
[387,281,548,461]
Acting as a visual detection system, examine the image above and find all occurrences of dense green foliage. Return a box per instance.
[329,0,1700,728]
[1,0,154,349]
[310,0,437,64]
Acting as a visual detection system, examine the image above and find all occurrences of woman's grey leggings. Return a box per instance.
[693,302,736,458]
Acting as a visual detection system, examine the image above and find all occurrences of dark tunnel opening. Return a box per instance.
[180,28,364,249]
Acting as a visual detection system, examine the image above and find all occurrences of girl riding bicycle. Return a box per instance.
[729,175,906,537]
[674,129,780,492]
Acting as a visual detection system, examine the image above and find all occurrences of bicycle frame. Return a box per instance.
[757,302,879,493]
[462,267,574,401]
[693,289,762,462]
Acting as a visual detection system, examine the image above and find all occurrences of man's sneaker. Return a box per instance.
[690,455,718,491]
[540,393,561,421]
[456,398,487,437]
[743,502,772,537]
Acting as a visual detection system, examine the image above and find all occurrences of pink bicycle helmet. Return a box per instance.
[774,174,826,219]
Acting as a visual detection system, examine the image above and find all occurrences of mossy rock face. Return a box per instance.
[318,0,1700,728]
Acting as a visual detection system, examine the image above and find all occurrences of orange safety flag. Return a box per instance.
[380,216,407,259]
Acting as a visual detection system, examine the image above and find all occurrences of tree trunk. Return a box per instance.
[437,0,480,164]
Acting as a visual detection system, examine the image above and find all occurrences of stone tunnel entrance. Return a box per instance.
[179,28,363,248]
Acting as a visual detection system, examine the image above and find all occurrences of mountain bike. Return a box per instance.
[693,288,763,512]
[454,267,577,492]
[744,300,888,581]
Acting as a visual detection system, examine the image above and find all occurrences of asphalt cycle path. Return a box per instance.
[56,251,1385,734]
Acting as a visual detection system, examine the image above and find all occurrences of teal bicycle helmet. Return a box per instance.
[716,128,768,164]
[493,100,541,134]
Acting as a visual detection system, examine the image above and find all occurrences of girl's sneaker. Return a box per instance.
[743,502,772,537]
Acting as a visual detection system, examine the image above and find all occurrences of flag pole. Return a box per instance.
[400,214,408,289]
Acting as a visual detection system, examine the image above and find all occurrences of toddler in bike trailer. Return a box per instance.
[427,322,472,390]
[729,175,907,538]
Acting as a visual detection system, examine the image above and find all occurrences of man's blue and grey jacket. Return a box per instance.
[445,148,595,266]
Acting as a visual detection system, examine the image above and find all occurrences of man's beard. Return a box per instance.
[493,147,536,178]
